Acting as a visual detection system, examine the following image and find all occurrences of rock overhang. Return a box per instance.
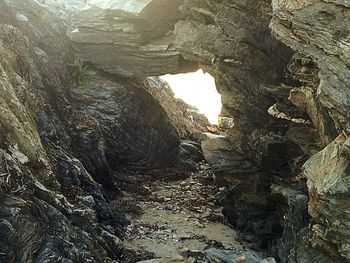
[87,0,154,13]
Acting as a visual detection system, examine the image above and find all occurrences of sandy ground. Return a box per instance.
[115,164,245,262]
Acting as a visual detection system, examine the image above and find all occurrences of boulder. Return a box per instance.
[303,133,350,261]
[71,77,180,171]
[201,136,258,185]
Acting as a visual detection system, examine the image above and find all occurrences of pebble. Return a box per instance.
[174,255,185,261]
[122,162,248,261]
[15,12,29,22]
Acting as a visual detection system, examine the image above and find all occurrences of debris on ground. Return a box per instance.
[115,162,274,263]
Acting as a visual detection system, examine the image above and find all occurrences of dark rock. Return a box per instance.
[204,248,275,263]
[174,140,205,172]
[144,77,210,139]
[0,0,349,262]
[270,184,309,261]
[71,77,180,171]
[201,136,259,185]
[302,134,350,262]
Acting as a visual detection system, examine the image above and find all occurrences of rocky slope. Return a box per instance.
[0,0,193,261]
[144,77,210,139]
[270,0,350,261]
[0,0,349,262]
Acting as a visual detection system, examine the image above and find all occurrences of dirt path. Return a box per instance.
[114,163,253,262]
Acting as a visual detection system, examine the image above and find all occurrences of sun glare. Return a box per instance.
[160,70,222,124]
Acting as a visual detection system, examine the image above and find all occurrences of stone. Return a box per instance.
[270,0,350,142]
[0,0,349,262]
[270,184,309,261]
[201,136,258,185]
[204,248,274,263]
[302,133,350,261]
[15,13,29,23]
[71,77,180,171]
[144,77,210,139]
[66,0,193,77]
[174,254,185,261]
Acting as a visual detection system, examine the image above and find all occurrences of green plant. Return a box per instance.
[69,58,94,87]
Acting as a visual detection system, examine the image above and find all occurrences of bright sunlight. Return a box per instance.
[160,70,222,124]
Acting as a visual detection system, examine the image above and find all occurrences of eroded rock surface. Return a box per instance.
[144,77,210,139]
[0,0,349,262]
[269,0,350,261]
[303,134,350,261]
[0,0,184,261]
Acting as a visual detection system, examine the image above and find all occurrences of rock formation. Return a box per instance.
[144,77,210,139]
[0,0,349,262]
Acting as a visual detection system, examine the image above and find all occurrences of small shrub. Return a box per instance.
[69,58,94,87]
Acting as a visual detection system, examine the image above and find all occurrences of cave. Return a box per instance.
[0,0,349,263]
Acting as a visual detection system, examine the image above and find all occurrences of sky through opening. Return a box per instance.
[160,70,222,124]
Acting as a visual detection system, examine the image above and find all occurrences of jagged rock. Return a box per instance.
[41,0,292,134]
[270,0,350,143]
[270,184,309,261]
[201,135,277,250]
[0,0,162,261]
[0,0,349,262]
[174,140,204,172]
[174,0,293,132]
[269,1,350,261]
[71,77,180,171]
[0,34,49,177]
[288,228,334,263]
[303,133,350,262]
[0,150,125,263]
[67,0,194,77]
[144,77,209,139]
[201,136,258,185]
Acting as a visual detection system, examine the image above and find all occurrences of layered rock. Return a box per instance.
[64,0,292,132]
[144,77,209,139]
[269,0,350,261]
[71,76,180,171]
[270,0,350,144]
[0,0,185,261]
[0,2,128,261]
[67,0,195,77]
[0,0,349,262]
[302,133,350,261]
[36,0,312,259]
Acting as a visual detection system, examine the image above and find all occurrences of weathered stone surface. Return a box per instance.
[67,0,194,77]
[174,0,293,133]
[44,0,292,134]
[144,77,209,139]
[269,1,350,261]
[0,0,349,262]
[71,77,180,171]
[201,136,258,185]
[270,0,350,142]
[0,0,182,261]
[0,150,126,263]
[270,184,309,262]
[0,46,46,167]
[303,133,350,261]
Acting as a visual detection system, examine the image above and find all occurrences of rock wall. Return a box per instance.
[270,0,350,261]
[0,0,183,261]
[144,77,210,139]
[0,0,349,262]
[0,21,127,261]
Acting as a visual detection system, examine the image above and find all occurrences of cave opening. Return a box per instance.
[160,69,222,125]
